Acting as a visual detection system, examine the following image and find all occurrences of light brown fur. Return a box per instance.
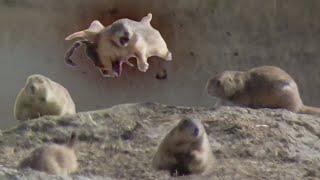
[19,132,78,176]
[206,66,320,116]
[65,13,172,77]
[14,74,76,121]
[152,118,214,176]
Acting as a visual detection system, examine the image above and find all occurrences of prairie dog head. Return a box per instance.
[24,74,53,103]
[107,20,134,47]
[153,117,213,176]
[108,12,154,47]
[18,132,78,175]
[171,118,205,145]
[206,71,245,99]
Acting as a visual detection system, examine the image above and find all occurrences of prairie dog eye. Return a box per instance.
[215,79,221,86]
[123,31,129,37]
[193,127,200,137]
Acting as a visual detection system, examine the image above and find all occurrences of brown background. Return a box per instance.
[1,0,319,128]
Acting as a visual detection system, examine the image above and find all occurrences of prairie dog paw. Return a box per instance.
[99,69,117,78]
[166,52,172,61]
[137,61,149,72]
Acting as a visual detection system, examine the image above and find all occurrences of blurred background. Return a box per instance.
[0,0,319,129]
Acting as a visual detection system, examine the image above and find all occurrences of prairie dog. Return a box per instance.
[19,132,78,176]
[152,118,214,176]
[14,74,76,120]
[206,66,320,116]
[65,13,172,77]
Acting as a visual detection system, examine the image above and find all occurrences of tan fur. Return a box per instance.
[19,133,78,176]
[206,66,320,116]
[65,13,172,77]
[152,118,214,176]
[14,74,76,121]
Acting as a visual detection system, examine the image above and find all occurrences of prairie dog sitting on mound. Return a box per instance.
[65,13,172,77]
[152,118,214,176]
[206,66,320,116]
[14,74,76,121]
[19,132,78,175]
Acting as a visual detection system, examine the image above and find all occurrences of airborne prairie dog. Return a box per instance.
[206,65,320,116]
[18,132,78,176]
[152,118,214,176]
[14,74,76,121]
[65,13,172,77]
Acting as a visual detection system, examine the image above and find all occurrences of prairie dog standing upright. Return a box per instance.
[65,13,172,77]
[19,132,78,176]
[206,66,320,116]
[14,74,76,120]
[152,118,214,176]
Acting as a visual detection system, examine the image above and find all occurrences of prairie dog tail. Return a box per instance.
[299,105,320,116]
[67,132,77,148]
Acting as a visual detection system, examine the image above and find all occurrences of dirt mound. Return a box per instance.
[0,103,319,179]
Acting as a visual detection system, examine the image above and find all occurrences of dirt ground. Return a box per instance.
[0,103,319,179]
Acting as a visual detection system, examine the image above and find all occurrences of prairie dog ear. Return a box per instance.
[65,20,104,41]
[88,20,104,32]
[141,13,152,24]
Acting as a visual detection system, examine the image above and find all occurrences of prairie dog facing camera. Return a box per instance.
[14,74,76,121]
[206,66,320,116]
[65,13,172,77]
[152,118,214,176]
[18,132,78,176]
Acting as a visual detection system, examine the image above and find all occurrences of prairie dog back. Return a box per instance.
[206,66,320,116]
[14,74,76,120]
[19,132,78,175]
